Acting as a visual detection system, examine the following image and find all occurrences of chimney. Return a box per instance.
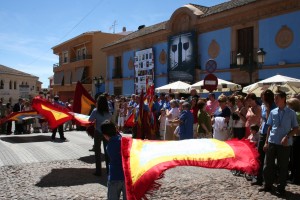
[122,27,126,32]
[138,25,145,30]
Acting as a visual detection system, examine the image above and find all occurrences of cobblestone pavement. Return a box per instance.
[0,131,300,199]
[0,131,93,167]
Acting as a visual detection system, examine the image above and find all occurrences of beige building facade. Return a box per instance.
[52,31,125,102]
[0,64,41,104]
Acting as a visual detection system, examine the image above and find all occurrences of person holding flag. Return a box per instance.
[89,95,112,176]
[51,95,67,141]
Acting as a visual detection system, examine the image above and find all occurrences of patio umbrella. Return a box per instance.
[189,78,242,93]
[268,83,300,95]
[242,75,300,94]
[155,81,191,93]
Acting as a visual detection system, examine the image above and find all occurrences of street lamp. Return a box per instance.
[257,48,266,65]
[93,76,104,95]
[236,48,266,83]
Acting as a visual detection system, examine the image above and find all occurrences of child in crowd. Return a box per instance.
[248,124,260,145]
[243,124,260,181]
[232,124,260,178]
[158,108,166,140]
[100,120,126,200]
[117,97,127,133]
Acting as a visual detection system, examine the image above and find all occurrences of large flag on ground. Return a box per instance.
[0,110,41,126]
[32,97,73,129]
[73,81,96,115]
[121,138,259,200]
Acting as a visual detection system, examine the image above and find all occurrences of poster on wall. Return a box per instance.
[168,31,196,84]
[134,48,154,94]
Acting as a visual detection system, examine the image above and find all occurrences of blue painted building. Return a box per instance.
[102,0,300,96]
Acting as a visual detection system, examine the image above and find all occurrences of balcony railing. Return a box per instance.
[70,54,92,63]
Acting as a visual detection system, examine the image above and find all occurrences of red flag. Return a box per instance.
[72,113,93,126]
[124,112,135,128]
[32,97,73,129]
[0,110,41,126]
[146,84,156,139]
[136,89,144,139]
[73,81,96,115]
[121,138,259,200]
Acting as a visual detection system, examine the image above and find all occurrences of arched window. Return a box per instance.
[9,80,12,89]
[14,81,17,89]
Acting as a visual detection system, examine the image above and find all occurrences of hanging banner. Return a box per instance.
[134,48,155,94]
[168,31,196,84]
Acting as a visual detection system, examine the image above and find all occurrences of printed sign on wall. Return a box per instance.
[168,31,196,84]
[134,48,154,94]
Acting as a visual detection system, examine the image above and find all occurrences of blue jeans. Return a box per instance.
[107,180,126,200]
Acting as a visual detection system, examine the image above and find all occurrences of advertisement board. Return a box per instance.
[134,48,154,93]
[168,31,196,84]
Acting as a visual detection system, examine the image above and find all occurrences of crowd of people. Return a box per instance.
[0,88,299,199]
[0,92,75,141]
[99,88,300,198]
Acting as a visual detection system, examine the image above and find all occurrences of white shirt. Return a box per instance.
[166,107,180,126]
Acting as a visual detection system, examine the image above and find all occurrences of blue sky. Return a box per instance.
[0,0,225,88]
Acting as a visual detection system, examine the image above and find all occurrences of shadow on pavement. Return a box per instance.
[0,135,51,143]
[35,168,108,187]
[78,155,95,164]
[270,189,300,200]
[78,154,105,164]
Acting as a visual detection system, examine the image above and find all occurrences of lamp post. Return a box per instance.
[237,48,266,84]
[93,76,104,96]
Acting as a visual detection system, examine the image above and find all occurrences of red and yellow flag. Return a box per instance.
[124,112,135,128]
[32,97,73,129]
[72,113,93,126]
[121,138,259,200]
[72,81,96,115]
[0,110,41,125]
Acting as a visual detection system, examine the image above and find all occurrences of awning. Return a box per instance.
[64,71,72,85]
[75,67,85,82]
[53,71,64,85]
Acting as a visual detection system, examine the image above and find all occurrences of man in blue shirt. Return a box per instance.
[152,94,160,116]
[152,95,161,139]
[104,93,114,115]
[158,93,166,110]
[127,94,137,115]
[101,120,126,200]
[260,91,299,195]
[173,102,194,140]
